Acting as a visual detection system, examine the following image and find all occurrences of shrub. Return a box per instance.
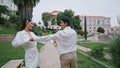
[77,30,84,36]
[32,26,43,36]
[5,21,11,28]
[97,27,105,33]
[91,45,104,58]
[110,36,120,68]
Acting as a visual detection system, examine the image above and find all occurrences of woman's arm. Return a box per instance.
[11,32,30,47]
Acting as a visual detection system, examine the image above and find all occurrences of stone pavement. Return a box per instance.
[21,42,91,68]
[39,42,61,68]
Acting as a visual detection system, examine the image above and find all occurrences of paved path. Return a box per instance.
[39,42,61,68]
[22,42,91,68]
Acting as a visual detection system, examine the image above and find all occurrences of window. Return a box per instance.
[89,20,91,25]
[94,20,96,25]
[98,20,100,25]
[89,20,91,23]
[94,20,96,23]
[89,27,91,29]
[102,20,104,23]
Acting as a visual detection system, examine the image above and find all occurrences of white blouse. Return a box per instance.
[12,30,43,68]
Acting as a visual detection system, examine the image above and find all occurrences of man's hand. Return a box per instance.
[53,40,56,44]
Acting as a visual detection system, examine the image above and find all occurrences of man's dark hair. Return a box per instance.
[61,18,70,26]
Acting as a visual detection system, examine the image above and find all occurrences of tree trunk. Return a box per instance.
[18,4,33,22]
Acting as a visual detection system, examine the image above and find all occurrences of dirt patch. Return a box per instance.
[0,34,15,42]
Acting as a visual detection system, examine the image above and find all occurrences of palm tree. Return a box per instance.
[13,0,40,21]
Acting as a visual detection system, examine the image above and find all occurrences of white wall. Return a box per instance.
[80,16,111,34]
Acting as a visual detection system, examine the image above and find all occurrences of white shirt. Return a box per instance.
[35,26,77,55]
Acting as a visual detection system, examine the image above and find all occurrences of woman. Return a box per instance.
[11,19,43,68]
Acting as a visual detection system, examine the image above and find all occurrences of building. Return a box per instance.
[80,16,111,34]
[50,10,61,15]
[111,26,120,35]
[0,0,17,11]
[47,10,61,29]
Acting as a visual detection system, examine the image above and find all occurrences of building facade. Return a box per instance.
[111,26,120,35]
[47,10,61,29]
[0,0,17,10]
[80,16,111,34]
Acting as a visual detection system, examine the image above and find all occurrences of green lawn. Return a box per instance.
[77,42,116,68]
[0,41,43,67]
[77,51,105,68]
[77,42,109,49]
[0,41,107,68]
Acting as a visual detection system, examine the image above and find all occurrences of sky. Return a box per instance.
[32,0,120,27]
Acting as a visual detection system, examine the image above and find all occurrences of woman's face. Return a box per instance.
[26,21,33,30]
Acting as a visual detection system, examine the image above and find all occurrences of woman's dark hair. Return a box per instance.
[21,18,32,30]
[61,18,70,26]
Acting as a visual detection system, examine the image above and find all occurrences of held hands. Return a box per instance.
[53,40,56,44]
[29,37,34,41]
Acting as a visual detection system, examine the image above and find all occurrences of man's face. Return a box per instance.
[60,21,67,29]
[26,21,33,30]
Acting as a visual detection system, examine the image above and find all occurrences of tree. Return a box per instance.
[57,12,64,25]
[56,9,81,31]
[0,5,9,25]
[9,11,19,23]
[42,12,51,27]
[97,27,105,33]
[72,15,81,30]
[57,9,74,26]
[13,0,40,21]
[84,16,87,40]
[0,5,9,15]
[77,30,84,36]
[110,36,120,68]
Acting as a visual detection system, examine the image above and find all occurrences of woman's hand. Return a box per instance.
[29,37,34,41]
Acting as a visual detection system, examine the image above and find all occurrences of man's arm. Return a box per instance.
[33,31,60,42]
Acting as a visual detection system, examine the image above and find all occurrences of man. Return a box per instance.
[34,17,77,68]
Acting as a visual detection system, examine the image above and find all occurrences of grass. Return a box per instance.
[77,51,105,68]
[77,42,109,49]
[0,41,43,67]
[77,42,116,68]
[0,27,17,34]
[0,41,107,68]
